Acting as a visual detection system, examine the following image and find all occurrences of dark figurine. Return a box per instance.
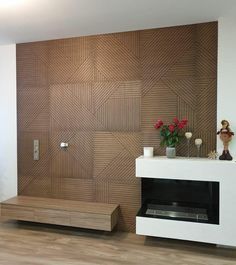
[217,120,234,160]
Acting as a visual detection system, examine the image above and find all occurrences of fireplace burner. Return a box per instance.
[137,178,219,224]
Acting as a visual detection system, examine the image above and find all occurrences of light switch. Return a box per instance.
[33,139,40,160]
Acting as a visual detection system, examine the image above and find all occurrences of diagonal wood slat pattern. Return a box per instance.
[17,22,217,232]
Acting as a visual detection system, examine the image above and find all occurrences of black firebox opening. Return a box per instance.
[137,178,219,224]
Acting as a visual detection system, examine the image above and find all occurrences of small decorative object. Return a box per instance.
[154,117,188,158]
[166,146,176,158]
[185,132,193,158]
[60,142,69,149]
[143,147,154,157]
[195,138,202,157]
[208,150,218,160]
[217,120,234,160]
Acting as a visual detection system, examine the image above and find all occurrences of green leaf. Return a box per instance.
[166,131,171,137]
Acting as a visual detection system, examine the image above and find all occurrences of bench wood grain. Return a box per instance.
[1,196,119,231]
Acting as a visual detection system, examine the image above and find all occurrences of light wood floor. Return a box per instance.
[0,218,236,265]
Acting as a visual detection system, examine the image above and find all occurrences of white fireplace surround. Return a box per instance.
[136,156,236,247]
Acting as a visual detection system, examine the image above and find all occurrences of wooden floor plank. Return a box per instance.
[0,218,236,265]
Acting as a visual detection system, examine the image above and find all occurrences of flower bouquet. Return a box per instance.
[154,117,188,158]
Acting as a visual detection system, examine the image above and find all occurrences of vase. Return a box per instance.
[166,147,176,158]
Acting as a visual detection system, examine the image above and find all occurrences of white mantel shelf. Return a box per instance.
[136,156,236,181]
[136,155,236,247]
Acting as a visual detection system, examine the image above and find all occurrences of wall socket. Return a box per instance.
[33,140,40,160]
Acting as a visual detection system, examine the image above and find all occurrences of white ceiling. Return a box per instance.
[0,0,236,44]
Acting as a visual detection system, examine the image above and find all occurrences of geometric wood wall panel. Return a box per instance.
[94,34,140,81]
[50,151,91,179]
[17,42,48,88]
[17,22,217,232]
[114,31,140,58]
[108,182,141,231]
[17,89,49,131]
[141,81,178,142]
[93,132,124,178]
[95,97,141,131]
[53,178,95,202]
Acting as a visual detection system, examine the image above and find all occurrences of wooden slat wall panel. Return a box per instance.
[17,22,217,232]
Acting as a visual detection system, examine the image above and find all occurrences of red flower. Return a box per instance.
[173,117,179,124]
[181,118,188,126]
[168,124,175,133]
[178,122,185,129]
[154,120,163,129]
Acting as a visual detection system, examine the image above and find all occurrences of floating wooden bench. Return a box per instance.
[0,196,119,231]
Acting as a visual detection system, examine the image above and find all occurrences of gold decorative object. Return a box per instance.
[208,150,218,160]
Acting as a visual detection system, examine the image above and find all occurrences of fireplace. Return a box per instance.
[136,156,236,246]
[137,178,219,224]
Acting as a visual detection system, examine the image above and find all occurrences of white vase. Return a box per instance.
[166,147,176,158]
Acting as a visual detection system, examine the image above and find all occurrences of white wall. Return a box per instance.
[217,15,236,159]
[0,44,17,202]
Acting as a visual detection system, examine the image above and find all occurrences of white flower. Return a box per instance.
[185,132,192,139]
[195,138,202,146]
